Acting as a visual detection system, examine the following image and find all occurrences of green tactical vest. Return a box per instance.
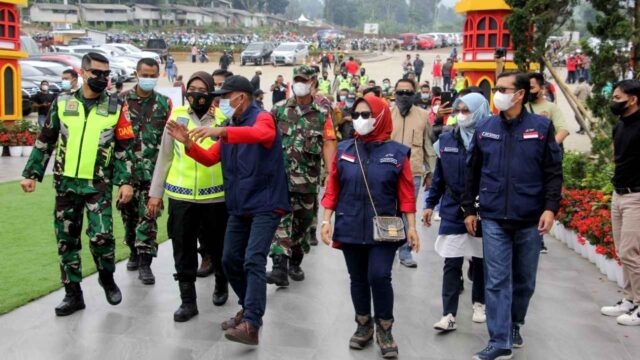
[56,94,120,180]
[165,105,224,201]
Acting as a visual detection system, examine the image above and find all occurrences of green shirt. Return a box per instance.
[527,100,568,133]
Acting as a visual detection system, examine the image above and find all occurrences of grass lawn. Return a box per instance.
[0,176,168,315]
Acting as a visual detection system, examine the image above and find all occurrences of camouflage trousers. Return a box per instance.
[54,190,116,284]
[119,182,160,257]
[305,195,320,247]
[270,192,317,259]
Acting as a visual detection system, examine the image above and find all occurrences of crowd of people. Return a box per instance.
[17,48,640,360]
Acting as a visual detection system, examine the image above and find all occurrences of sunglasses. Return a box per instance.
[86,68,111,78]
[351,111,372,119]
[491,86,518,94]
[395,90,415,96]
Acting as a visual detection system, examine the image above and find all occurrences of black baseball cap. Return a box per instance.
[212,75,254,95]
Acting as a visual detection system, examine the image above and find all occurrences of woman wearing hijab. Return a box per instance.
[320,94,420,358]
[423,93,490,332]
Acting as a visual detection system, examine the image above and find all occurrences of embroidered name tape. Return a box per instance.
[340,153,355,163]
[380,157,398,165]
[481,132,501,140]
[523,131,539,139]
[443,147,459,153]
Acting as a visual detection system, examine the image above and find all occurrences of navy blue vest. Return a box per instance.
[474,110,554,222]
[433,130,467,222]
[333,139,410,245]
[220,102,291,216]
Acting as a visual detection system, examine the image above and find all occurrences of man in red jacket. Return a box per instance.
[566,54,577,84]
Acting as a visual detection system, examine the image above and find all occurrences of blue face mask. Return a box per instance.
[346,100,354,107]
[339,95,346,101]
[420,93,429,100]
[219,96,238,119]
[138,77,158,92]
[61,80,72,91]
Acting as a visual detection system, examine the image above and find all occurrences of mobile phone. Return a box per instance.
[176,117,189,127]
[440,91,453,105]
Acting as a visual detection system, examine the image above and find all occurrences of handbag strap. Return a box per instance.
[354,140,380,218]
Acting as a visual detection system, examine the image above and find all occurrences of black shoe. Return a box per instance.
[212,275,229,306]
[266,255,289,287]
[174,281,199,322]
[288,263,305,281]
[309,228,319,246]
[55,283,86,316]
[459,278,464,294]
[138,254,156,285]
[98,271,122,305]
[126,248,139,271]
[512,325,524,348]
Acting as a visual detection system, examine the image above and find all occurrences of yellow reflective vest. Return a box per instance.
[165,105,224,201]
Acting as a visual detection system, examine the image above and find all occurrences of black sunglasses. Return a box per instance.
[491,86,517,94]
[395,90,415,96]
[86,68,111,78]
[351,111,372,119]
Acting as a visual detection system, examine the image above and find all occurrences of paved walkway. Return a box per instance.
[0,207,637,360]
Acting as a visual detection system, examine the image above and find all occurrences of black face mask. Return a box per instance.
[395,94,414,116]
[609,100,629,116]
[528,91,539,103]
[87,76,108,93]
[187,92,213,117]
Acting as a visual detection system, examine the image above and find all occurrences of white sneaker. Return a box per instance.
[472,303,486,323]
[434,313,457,331]
[617,306,640,326]
[433,212,441,222]
[601,299,635,317]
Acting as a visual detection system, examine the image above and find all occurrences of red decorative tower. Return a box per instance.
[454,0,536,106]
[0,0,27,121]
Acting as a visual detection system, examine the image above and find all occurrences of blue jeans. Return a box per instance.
[38,114,46,128]
[222,211,282,328]
[482,219,542,349]
[399,176,422,261]
[342,243,400,320]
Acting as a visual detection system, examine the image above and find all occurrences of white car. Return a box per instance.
[61,45,137,79]
[271,42,308,66]
[102,43,161,63]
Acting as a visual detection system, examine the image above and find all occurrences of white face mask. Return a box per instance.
[292,82,311,97]
[493,91,516,111]
[457,112,477,128]
[353,116,375,135]
[432,105,440,113]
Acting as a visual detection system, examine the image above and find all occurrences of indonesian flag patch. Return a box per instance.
[340,153,355,163]
[523,131,539,140]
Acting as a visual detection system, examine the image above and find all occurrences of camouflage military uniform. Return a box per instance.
[119,89,172,257]
[22,90,135,284]
[270,91,334,258]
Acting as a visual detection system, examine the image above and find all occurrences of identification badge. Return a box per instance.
[523,131,539,139]
[480,131,501,140]
[388,225,398,237]
[176,116,189,127]
[443,146,459,153]
[340,153,355,163]
[96,102,109,116]
[63,100,79,116]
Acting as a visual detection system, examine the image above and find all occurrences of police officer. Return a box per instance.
[462,72,562,360]
[266,65,337,286]
[21,52,135,316]
[333,68,352,98]
[318,71,332,95]
[148,71,229,322]
[359,67,369,87]
[119,58,172,285]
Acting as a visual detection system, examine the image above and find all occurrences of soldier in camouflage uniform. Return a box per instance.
[21,52,135,316]
[267,65,337,287]
[119,58,172,285]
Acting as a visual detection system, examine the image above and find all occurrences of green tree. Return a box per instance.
[267,0,289,14]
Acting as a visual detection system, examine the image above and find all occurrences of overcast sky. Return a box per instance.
[441,0,458,7]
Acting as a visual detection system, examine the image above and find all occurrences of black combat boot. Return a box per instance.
[212,273,229,306]
[289,247,305,281]
[138,253,155,285]
[54,282,86,316]
[98,270,122,305]
[174,281,199,322]
[266,255,289,287]
[126,244,139,271]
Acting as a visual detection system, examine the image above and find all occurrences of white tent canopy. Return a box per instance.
[297,14,311,23]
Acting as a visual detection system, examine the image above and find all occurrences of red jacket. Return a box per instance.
[567,57,577,71]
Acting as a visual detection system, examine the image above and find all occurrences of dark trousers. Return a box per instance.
[415,72,422,83]
[442,257,485,316]
[342,243,400,320]
[191,54,196,63]
[443,76,452,91]
[168,199,228,283]
[223,211,282,328]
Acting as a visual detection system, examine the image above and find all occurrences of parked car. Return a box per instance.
[68,37,95,46]
[20,63,63,92]
[417,34,436,50]
[397,33,419,50]
[21,80,40,116]
[241,42,274,66]
[36,54,82,73]
[104,43,161,63]
[59,46,137,80]
[144,38,169,63]
[21,60,68,78]
[271,42,308,66]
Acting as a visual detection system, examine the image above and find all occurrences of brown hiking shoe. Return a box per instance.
[221,309,244,330]
[197,254,214,277]
[349,314,374,349]
[376,319,398,358]
[224,320,259,345]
